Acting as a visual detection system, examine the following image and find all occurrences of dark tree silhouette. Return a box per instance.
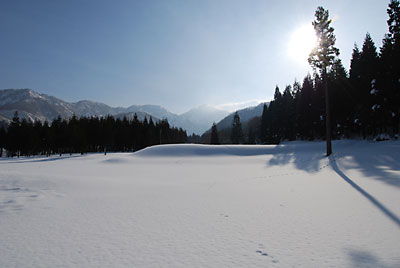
[210,122,219,145]
[308,6,340,156]
[381,0,400,134]
[1,113,187,157]
[231,112,244,144]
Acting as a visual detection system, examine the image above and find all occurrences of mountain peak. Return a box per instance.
[0,89,260,135]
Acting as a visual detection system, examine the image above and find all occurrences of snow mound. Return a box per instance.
[134,142,325,157]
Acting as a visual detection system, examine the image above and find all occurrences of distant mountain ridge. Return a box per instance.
[0,88,230,135]
[202,102,266,134]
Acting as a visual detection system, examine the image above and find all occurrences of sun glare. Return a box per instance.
[287,24,317,65]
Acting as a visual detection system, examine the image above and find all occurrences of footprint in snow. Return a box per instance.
[1,187,21,192]
[256,250,269,256]
[256,248,279,263]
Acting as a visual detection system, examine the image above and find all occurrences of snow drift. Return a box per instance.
[134,142,326,157]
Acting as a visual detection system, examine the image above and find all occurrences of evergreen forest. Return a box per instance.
[202,0,400,145]
[0,113,186,157]
[259,0,399,144]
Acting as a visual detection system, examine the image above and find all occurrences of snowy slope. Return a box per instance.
[0,140,399,268]
[72,100,127,117]
[0,89,75,122]
[210,102,266,132]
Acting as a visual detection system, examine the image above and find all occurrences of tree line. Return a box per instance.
[205,1,400,145]
[0,112,187,157]
[259,1,399,144]
[204,112,252,145]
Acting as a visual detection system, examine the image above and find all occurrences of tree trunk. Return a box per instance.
[324,70,332,156]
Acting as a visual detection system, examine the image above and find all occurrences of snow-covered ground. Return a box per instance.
[1,140,399,268]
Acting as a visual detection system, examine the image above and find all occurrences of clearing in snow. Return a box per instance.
[0,140,399,267]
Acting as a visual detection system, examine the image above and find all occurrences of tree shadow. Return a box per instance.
[347,249,400,268]
[329,156,400,228]
[0,155,83,164]
[267,141,327,172]
[267,140,400,187]
[267,140,400,228]
[337,141,400,188]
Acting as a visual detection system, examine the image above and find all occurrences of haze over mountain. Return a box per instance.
[0,89,230,135]
[201,103,266,137]
[214,103,265,131]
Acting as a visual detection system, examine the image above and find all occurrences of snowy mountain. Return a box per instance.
[126,104,178,121]
[0,89,75,122]
[72,100,126,117]
[119,105,228,134]
[0,89,229,134]
[113,111,159,122]
[175,105,229,135]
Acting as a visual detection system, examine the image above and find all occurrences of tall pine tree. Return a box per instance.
[380,0,400,134]
[210,123,219,145]
[308,6,340,156]
[231,112,243,144]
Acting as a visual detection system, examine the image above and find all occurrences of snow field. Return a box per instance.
[0,141,400,267]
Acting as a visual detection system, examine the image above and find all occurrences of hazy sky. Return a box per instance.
[0,0,389,114]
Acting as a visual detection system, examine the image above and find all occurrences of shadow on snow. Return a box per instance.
[0,154,83,164]
[347,249,400,268]
[268,140,400,188]
[267,140,400,228]
[330,156,400,228]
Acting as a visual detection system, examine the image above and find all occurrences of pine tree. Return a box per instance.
[282,85,295,140]
[349,43,364,135]
[297,75,315,139]
[359,33,380,134]
[0,126,6,157]
[247,126,256,144]
[231,112,243,144]
[387,0,400,41]
[210,123,219,145]
[7,111,20,156]
[19,118,31,156]
[260,103,269,143]
[308,6,340,156]
[270,86,283,141]
[292,80,302,138]
[350,43,361,80]
[380,0,400,134]
[328,59,352,138]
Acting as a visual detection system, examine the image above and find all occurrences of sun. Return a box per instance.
[287,24,317,65]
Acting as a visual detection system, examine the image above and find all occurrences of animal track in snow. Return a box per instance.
[255,244,279,263]
[0,178,48,213]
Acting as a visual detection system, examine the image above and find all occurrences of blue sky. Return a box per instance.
[0,0,389,114]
